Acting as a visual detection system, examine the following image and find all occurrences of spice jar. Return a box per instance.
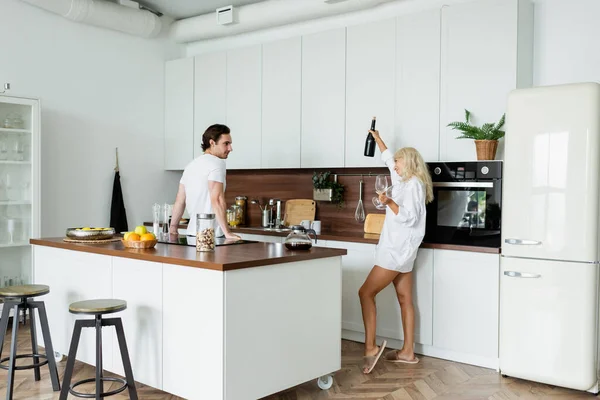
[196,213,215,252]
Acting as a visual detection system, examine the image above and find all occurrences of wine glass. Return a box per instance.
[12,135,24,161]
[372,175,389,210]
[0,134,8,161]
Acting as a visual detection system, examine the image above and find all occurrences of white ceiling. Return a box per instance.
[138,0,268,19]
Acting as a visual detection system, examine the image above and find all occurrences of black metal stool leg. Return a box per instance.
[95,315,103,400]
[6,303,20,400]
[113,318,138,400]
[0,299,15,360]
[33,301,60,391]
[28,302,41,381]
[59,319,84,400]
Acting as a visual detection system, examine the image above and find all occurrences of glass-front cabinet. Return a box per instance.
[0,95,40,289]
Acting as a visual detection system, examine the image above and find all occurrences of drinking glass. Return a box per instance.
[372,175,389,210]
[12,135,24,161]
[0,134,7,161]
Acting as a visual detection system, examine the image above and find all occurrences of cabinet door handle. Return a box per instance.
[505,238,542,245]
[504,271,541,278]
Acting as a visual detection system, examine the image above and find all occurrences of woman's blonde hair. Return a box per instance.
[394,147,434,204]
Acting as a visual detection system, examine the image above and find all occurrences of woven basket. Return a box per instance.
[474,140,498,160]
[121,239,157,249]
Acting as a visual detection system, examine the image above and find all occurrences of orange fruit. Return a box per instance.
[140,233,155,241]
[128,233,141,241]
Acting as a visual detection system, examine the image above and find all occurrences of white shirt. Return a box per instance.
[375,149,427,272]
[180,154,226,237]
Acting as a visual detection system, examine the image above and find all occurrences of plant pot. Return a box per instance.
[313,188,333,202]
[474,140,498,160]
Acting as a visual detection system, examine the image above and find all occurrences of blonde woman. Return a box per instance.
[359,130,434,374]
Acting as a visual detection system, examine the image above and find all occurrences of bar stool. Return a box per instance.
[60,299,138,400]
[0,284,61,400]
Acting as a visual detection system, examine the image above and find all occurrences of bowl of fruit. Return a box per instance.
[66,227,115,240]
[122,226,158,249]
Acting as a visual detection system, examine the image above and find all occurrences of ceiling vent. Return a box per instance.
[216,5,234,25]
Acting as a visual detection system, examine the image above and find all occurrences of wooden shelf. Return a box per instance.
[0,128,31,134]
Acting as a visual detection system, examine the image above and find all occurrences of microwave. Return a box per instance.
[424,161,502,248]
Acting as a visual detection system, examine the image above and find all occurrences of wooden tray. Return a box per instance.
[364,214,385,234]
[284,199,316,226]
[63,237,121,244]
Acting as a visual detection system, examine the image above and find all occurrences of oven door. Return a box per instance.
[425,181,501,247]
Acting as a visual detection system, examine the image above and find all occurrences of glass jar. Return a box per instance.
[228,205,242,227]
[196,213,216,252]
[235,196,247,226]
[284,225,318,251]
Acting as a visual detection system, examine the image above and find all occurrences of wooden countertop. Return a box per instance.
[30,238,347,272]
[145,223,501,254]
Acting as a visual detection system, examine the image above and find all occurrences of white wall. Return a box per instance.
[533,0,600,86]
[0,0,183,236]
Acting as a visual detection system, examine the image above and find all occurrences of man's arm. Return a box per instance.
[208,181,240,240]
[169,184,186,234]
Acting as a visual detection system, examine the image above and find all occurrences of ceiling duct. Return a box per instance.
[170,0,397,44]
[20,0,162,38]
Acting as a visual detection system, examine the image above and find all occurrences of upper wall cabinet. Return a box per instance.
[194,52,227,159]
[165,58,194,170]
[301,28,346,168]
[262,37,302,168]
[395,9,441,162]
[439,0,533,161]
[226,45,262,170]
[345,19,396,168]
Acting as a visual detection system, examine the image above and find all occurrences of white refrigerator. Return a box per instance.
[500,82,600,392]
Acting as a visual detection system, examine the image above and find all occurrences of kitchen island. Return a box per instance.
[30,238,346,400]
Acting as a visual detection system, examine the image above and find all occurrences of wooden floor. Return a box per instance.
[0,321,594,399]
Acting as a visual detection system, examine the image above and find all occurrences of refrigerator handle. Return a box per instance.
[504,238,542,245]
[504,271,542,279]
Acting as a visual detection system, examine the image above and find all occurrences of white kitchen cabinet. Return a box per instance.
[395,9,441,162]
[301,28,346,168]
[345,19,396,167]
[433,249,500,360]
[112,258,163,389]
[262,37,301,168]
[194,52,227,159]
[33,246,113,368]
[326,240,433,346]
[226,45,262,170]
[439,0,533,161]
[165,58,194,170]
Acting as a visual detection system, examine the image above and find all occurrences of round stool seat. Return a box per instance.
[69,299,127,315]
[0,284,49,298]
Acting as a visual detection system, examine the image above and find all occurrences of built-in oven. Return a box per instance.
[424,161,502,248]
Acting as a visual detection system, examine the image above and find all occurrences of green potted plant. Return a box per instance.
[312,171,344,208]
[447,109,505,160]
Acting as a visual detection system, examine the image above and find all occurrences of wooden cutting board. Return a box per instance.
[364,213,385,234]
[284,199,316,226]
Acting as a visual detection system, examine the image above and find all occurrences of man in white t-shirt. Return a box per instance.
[169,124,240,240]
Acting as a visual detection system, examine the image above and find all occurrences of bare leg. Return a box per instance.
[359,265,399,372]
[390,271,417,362]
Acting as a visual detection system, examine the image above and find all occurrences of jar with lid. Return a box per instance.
[284,225,318,251]
[196,213,216,252]
[228,205,242,227]
[235,196,247,226]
